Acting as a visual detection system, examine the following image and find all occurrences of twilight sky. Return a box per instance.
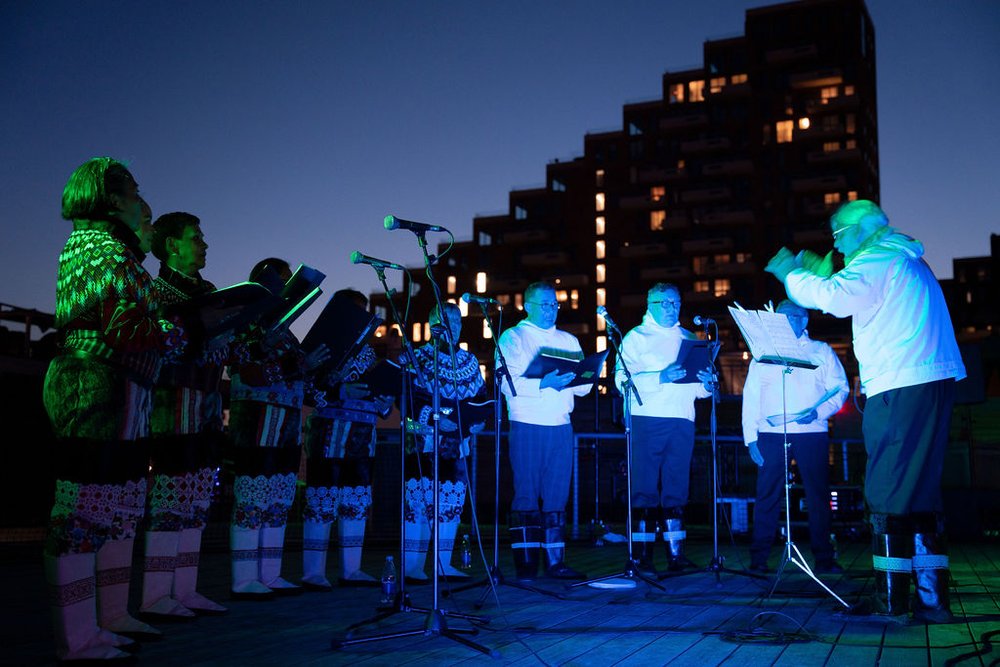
[2,1,998,339]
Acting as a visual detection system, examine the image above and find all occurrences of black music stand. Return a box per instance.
[568,313,665,592]
[658,321,765,585]
[332,229,496,658]
[443,300,565,607]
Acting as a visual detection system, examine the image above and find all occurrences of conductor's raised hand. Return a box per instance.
[659,362,687,384]
[540,368,576,390]
[765,246,801,282]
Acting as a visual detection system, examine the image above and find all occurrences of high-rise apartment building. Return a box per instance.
[371,0,878,392]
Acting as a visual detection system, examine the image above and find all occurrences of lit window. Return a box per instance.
[847,191,858,201]
[650,186,665,202]
[688,80,705,102]
[823,141,841,152]
[677,159,685,170]
[423,323,430,340]
[650,210,666,231]
[515,294,524,310]
[447,275,456,294]
[731,73,747,84]
[597,315,606,332]
[596,335,607,352]
[668,83,684,103]
[629,122,643,136]
[570,289,579,310]
[710,77,725,93]
[596,264,606,283]
[821,86,838,102]
[844,85,855,96]
[595,240,606,259]
[595,193,605,212]
[846,138,856,150]
[476,272,487,293]
[694,280,710,293]
[556,290,568,303]
[714,279,731,297]
[458,300,469,317]
[479,363,487,378]
[459,342,468,351]
[595,169,605,187]
[693,256,708,274]
[479,231,492,246]
[552,179,566,192]
[776,120,793,143]
[482,320,492,339]
[798,117,810,130]
[736,252,751,263]
[966,291,972,304]
[596,288,606,306]
[412,323,422,342]
[824,193,842,206]
[595,216,605,235]
[846,114,856,134]
[714,253,731,264]
[515,205,527,220]
[375,325,386,338]
[497,294,510,305]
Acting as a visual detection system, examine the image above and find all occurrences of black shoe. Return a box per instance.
[635,558,658,576]
[546,562,586,580]
[813,560,845,574]
[301,580,333,592]
[912,607,956,624]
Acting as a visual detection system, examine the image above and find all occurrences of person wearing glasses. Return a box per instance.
[766,199,965,623]
[498,282,593,580]
[614,283,716,574]
[741,300,848,576]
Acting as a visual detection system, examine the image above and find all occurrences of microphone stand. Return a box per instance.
[333,230,496,658]
[445,301,564,605]
[569,313,664,591]
[661,319,766,584]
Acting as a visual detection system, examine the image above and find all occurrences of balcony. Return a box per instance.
[681,187,732,204]
[620,242,668,259]
[806,148,861,165]
[791,175,848,193]
[702,159,754,176]
[765,44,818,65]
[680,137,732,153]
[789,68,844,90]
[701,210,755,226]
[637,166,687,184]
[682,238,733,253]
[521,251,570,267]
[712,261,757,276]
[619,195,663,210]
[640,266,691,281]
[806,94,859,114]
[502,229,550,244]
[659,114,709,131]
[663,214,690,231]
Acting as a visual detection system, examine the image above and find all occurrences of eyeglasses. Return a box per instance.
[648,300,680,308]
[831,225,850,237]
[528,301,560,310]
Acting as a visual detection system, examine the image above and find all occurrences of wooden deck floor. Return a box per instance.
[4,525,999,666]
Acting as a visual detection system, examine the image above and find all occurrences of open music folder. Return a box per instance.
[727,304,817,370]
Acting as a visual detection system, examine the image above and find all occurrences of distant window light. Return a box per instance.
[375,325,386,338]
[447,275,456,294]
[515,294,524,310]
[846,139,857,150]
[556,290,568,303]
[821,86,838,102]
[669,83,685,104]
[966,291,972,304]
[596,335,607,353]
[595,192,606,212]
[596,288,606,307]
[482,320,492,339]
[677,159,685,170]
[595,216,606,235]
[412,323,422,342]
[731,73,747,84]
[650,210,666,231]
[514,205,527,220]
[693,256,708,274]
[595,169,605,187]
[458,299,469,317]
[824,193,842,206]
[736,252,751,263]
[552,179,566,192]
[709,77,726,94]
[596,264,606,284]
[497,294,510,305]
[688,80,705,102]
[459,342,468,351]
[846,113,856,134]
[570,289,579,310]
[650,186,665,202]
[479,363,487,378]
[714,253,731,264]
[476,272,487,293]
[375,306,387,321]
[823,141,841,152]
[847,190,858,201]
[629,122,643,136]
[478,231,491,246]
[423,323,430,341]
[694,280,710,293]
[844,84,855,96]
[798,117,810,130]
[595,240,606,259]
[597,315,606,332]
[714,279,731,297]
[776,120,794,143]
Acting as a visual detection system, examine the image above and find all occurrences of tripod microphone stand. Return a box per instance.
[569,309,664,592]
[332,234,495,657]
[444,300,564,606]
[660,320,766,585]
[765,364,849,608]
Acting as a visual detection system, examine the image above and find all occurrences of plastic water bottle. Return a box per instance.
[380,556,396,605]
[460,534,473,570]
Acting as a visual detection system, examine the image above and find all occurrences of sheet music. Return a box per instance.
[728,305,815,368]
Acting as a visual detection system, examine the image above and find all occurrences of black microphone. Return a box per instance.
[383,215,449,234]
[693,315,715,326]
[596,306,621,332]
[461,292,498,305]
[350,250,404,271]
